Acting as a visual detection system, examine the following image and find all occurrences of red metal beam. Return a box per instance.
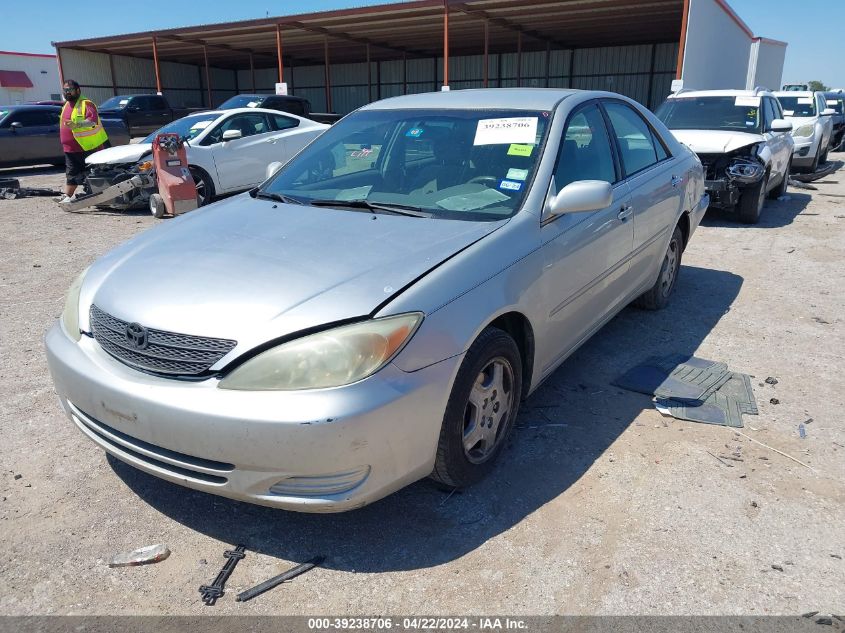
[276,23,284,84]
[442,2,449,88]
[675,0,690,80]
[152,36,162,93]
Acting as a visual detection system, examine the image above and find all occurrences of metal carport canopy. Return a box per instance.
[53,0,685,70]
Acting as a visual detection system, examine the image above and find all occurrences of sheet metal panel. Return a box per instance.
[60,49,112,87]
[113,54,157,88]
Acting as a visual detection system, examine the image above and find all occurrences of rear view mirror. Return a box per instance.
[222,129,243,141]
[547,180,613,218]
[770,119,792,133]
[822,108,836,116]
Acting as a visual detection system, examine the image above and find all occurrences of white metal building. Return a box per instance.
[53,0,786,114]
[0,51,61,105]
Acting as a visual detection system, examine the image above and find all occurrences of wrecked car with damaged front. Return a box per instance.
[657,89,793,224]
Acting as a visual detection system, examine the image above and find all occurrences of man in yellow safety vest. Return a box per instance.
[57,80,109,204]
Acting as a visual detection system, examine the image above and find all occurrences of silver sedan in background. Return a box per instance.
[45,89,708,512]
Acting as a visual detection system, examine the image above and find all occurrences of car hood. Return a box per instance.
[86,143,152,165]
[85,195,505,356]
[670,129,762,154]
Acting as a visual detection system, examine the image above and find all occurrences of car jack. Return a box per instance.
[199,544,246,606]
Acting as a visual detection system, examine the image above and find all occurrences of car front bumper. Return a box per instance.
[791,137,818,167]
[45,320,462,512]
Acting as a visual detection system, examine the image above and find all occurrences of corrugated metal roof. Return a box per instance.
[54,0,685,69]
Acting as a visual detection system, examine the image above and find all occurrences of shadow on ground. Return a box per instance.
[110,264,743,573]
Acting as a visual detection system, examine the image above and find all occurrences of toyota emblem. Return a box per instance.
[125,322,149,350]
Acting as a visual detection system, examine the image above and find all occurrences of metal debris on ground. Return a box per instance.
[765,377,778,385]
[1,185,63,200]
[770,398,780,405]
[199,544,246,606]
[790,162,838,183]
[236,556,325,603]
[799,424,807,439]
[108,543,170,568]
[788,179,817,190]
[614,354,757,427]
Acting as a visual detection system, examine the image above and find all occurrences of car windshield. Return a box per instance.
[824,96,844,114]
[100,96,133,109]
[0,109,9,121]
[141,113,220,143]
[261,108,550,221]
[776,96,816,117]
[218,95,266,109]
[655,96,762,133]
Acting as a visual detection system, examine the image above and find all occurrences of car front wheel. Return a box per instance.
[430,327,523,489]
[738,173,767,224]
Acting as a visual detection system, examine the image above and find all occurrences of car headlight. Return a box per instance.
[218,313,423,391]
[793,124,815,138]
[726,157,765,183]
[61,266,89,342]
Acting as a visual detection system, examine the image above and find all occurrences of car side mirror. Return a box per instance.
[546,180,613,218]
[822,108,836,116]
[10,121,23,131]
[222,129,243,141]
[770,119,792,133]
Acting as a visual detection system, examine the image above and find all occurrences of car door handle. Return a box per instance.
[671,175,683,188]
[266,138,277,144]
[618,205,633,221]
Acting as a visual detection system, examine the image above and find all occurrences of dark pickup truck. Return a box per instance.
[98,94,205,137]
[0,104,129,169]
[217,94,342,124]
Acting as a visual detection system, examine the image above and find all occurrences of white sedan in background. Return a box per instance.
[85,108,328,208]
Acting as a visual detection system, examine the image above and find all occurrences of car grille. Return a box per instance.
[89,304,237,376]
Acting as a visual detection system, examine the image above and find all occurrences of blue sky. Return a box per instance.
[4,0,844,89]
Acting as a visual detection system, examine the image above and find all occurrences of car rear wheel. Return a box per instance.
[430,327,523,489]
[738,173,767,224]
[634,225,684,310]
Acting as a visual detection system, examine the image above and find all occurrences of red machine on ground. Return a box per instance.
[149,133,198,218]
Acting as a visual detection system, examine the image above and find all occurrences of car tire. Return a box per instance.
[819,144,829,165]
[633,225,684,311]
[430,327,523,489]
[738,173,767,224]
[767,158,791,200]
[189,166,214,207]
[808,143,821,174]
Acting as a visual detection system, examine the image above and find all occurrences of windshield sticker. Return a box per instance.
[506,168,529,181]
[436,188,510,212]
[499,180,522,192]
[189,120,213,130]
[735,96,760,107]
[405,127,424,137]
[474,117,538,145]
[336,186,373,201]
[798,98,813,104]
[507,143,534,157]
[246,101,259,108]
[118,99,129,106]
[783,110,794,116]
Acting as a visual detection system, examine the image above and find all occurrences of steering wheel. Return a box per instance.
[468,175,498,186]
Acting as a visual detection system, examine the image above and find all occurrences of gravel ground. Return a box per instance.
[0,158,843,616]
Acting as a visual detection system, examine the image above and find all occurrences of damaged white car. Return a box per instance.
[656,89,793,224]
[71,108,327,212]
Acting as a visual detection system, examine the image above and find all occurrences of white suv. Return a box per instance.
[774,91,836,172]
[656,89,794,224]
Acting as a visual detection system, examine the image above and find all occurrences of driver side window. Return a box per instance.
[554,104,616,191]
[204,113,270,145]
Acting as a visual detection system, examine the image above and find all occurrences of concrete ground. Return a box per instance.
[0,157,843,616]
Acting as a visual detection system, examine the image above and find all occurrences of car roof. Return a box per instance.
[190,107,319,123]
[232,94,306,100]
[362,88,578,111]
[773,91,815,98]
[669,89,774,99]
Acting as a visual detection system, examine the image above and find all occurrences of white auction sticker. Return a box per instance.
[474,117,538,146]
[190,120,213,130]
[735,96,760,107]
[798,98,813,104]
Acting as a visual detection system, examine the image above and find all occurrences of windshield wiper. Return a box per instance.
[308,198,430,218]
[251,190,306,205]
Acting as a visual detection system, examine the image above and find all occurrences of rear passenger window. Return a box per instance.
[554,104,616,190]
[271,114,299,130]
[603,102,660,176]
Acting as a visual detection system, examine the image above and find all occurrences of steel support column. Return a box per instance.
[516,31,522,87]
[483,19,489,88]
[250,53,256,91]
[203,44,211,108]
[544,41,551,88]
[108,53,117,95]
[152,36,162,94]
[324,36,332,112]
[366,43,372,102]
[403,51,407,95]
[442,2,449,89]
[276,24,284,84]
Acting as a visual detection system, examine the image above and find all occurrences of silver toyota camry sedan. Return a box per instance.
[45,89,708,512]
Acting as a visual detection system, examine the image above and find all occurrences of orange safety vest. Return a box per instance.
[62,97,108,151]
